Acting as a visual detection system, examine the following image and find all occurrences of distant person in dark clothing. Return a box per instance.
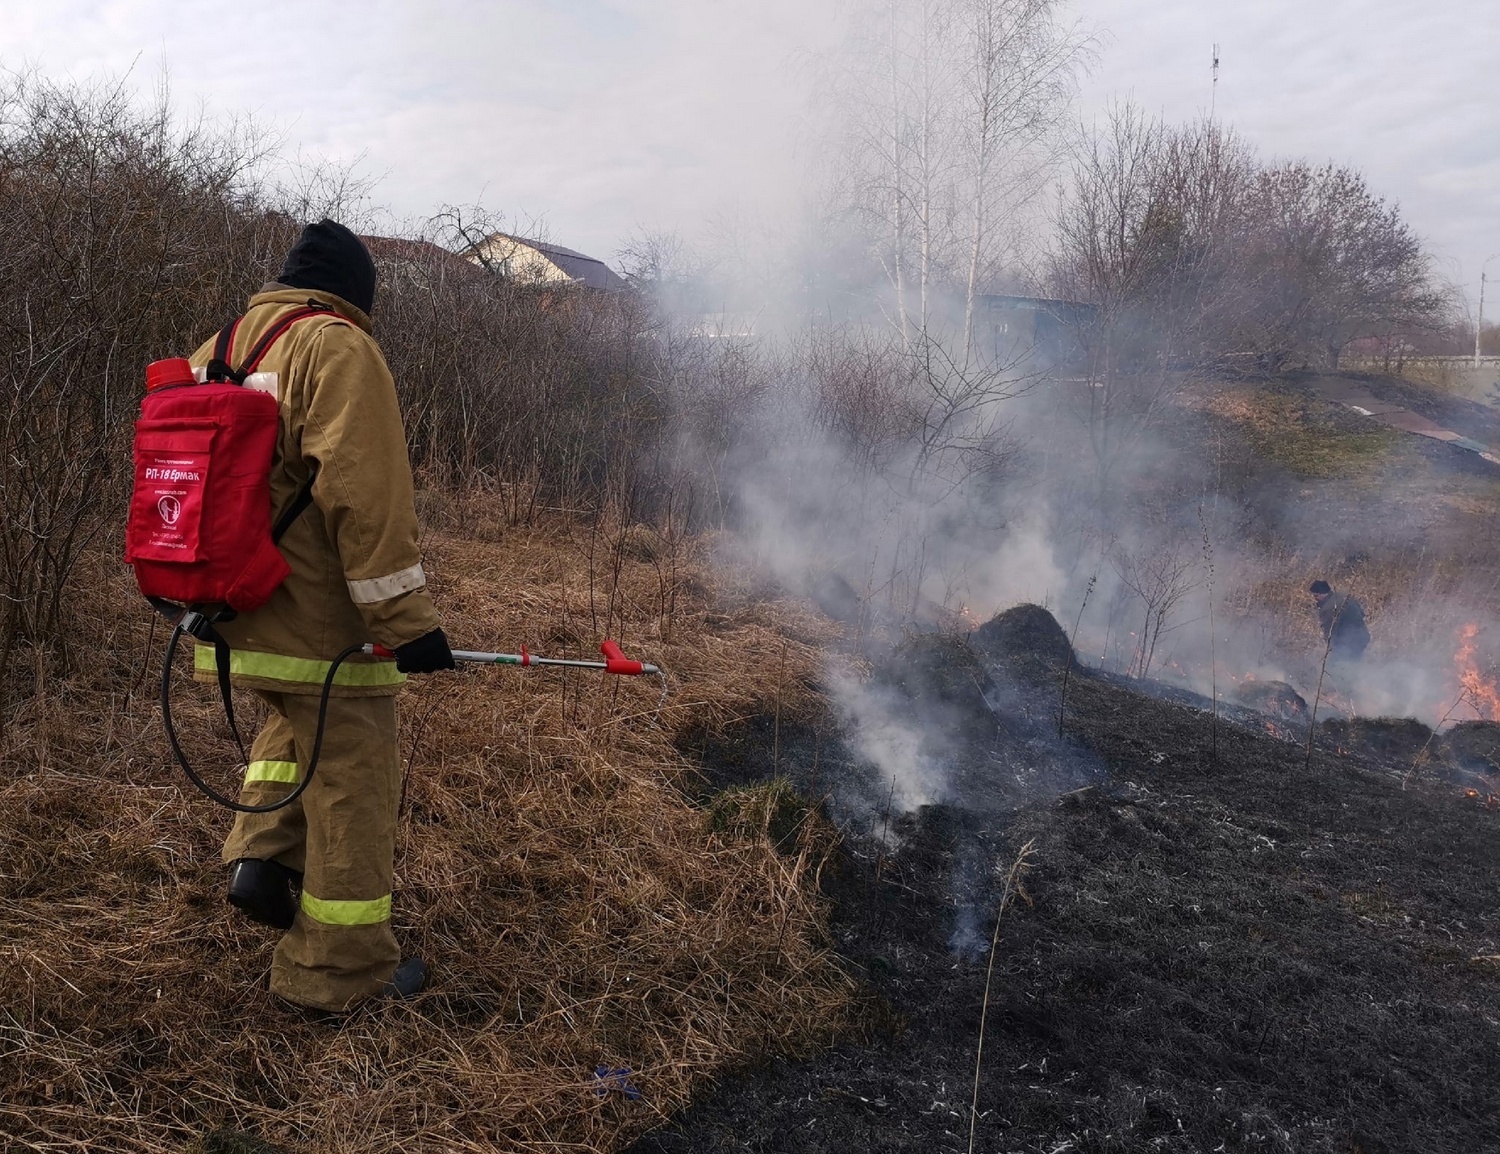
[1310,580,1370,664]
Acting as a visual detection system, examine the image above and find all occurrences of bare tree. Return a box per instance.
[837,0,1088,351]
[1052,105,1449,432]
[1112,539,1197,680]
[1050,107,1260,496]
[796,0,1088,616]
[953,0,1091,359]
[1238,161,1448,370]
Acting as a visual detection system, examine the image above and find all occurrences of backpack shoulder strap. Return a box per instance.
[205,301,348,386]
[253,301,349,542]
[198,301,351,541]
[272,468,319,544]
[204,317,243,382]
[235,300,343,380]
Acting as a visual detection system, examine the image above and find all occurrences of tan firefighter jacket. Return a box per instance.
[188,284,440,697]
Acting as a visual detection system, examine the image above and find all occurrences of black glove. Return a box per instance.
[394,628,456,674]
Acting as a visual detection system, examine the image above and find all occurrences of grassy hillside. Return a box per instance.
[1116,370,1500,716]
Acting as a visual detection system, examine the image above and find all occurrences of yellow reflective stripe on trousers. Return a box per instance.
[245,759,300,784]
[300,892,392,926]
[195,645,405,687]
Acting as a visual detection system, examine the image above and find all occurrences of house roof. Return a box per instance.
[978,293,1097,317]
[487,233,628,292]
[361,235,479,279]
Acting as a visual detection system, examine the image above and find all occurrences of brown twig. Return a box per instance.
[968,839,1037,1154]
[773,640,787,776]
[1058,575,1096,738]
[1306,597,1349,771]
[1198,503,1219,767]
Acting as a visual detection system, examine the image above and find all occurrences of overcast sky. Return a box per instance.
[6,0,1498,305]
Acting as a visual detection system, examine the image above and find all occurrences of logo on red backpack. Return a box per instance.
[157,495,182,526]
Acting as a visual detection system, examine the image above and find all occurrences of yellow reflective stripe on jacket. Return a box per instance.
[195,645,405,687]
[300,891,392,926]
[245,759,300,784]
[347,562,427,605]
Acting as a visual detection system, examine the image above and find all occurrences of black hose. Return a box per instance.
[160,625,363,813]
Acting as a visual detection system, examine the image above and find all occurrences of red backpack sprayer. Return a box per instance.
[128,326,665,815]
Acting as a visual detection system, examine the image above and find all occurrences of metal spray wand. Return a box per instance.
[362,639,660,676]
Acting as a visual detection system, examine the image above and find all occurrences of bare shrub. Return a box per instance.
[0,72,292,684]
[1111,538,1197,680]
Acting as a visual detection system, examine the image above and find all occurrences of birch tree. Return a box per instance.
[839,0,1088,353]
[828,0,1091,515]
[953,0,1089,360]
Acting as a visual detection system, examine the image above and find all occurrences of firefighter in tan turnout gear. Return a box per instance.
[191,220,454,1010]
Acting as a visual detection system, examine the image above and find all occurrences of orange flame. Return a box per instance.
[1464,787,1500,811]
[1454,624,1500,721]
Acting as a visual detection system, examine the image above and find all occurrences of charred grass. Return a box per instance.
[630,613,1500,1154]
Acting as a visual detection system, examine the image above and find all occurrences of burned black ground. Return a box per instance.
[628,607,1500,1154]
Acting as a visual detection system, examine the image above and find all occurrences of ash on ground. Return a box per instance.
[638,603,1500,1154]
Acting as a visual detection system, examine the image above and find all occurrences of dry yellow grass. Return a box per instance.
[0,503,855,1153]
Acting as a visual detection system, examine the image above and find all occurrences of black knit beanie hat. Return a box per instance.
[1309,579,1331,595]
[278,219,377,315]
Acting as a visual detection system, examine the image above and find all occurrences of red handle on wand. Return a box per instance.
[600,640,643,675]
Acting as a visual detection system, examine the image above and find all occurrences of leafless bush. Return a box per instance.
[372,218,657,522]
[0,71,292,685]
[1111,538,1198,680]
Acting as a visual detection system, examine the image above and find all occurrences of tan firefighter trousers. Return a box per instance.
[222,689,401,1010]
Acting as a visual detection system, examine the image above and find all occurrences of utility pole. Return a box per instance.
[1477,254,1499,367]
[1477,272,1485,367]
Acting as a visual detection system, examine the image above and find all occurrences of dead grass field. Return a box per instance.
[1191,385,1398,480]
[0,504,855,1154]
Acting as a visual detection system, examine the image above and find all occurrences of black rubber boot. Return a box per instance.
[383,957,427,999]
[226,858,302,930]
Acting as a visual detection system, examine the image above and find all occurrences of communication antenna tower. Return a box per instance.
[1211,43,1220,119]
